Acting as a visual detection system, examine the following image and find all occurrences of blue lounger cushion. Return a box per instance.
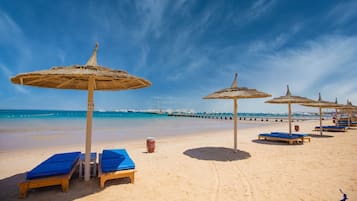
[315,126,347,129]
[338,121,357,124]
[259,133,301,139]
[101,149,135,173]
[270,132,308,137]
[26,152,81,180]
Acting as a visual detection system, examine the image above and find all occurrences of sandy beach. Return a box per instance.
[0,119,356,201]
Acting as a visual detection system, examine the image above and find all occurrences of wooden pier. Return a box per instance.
[168,113,321,122]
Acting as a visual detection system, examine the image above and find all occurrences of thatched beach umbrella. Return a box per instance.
[11,43,151,181]
[302,93,340,135]
[265,85,314,135]
[203,73,271,152]
[333,97,346,126]
[338,100,357,128]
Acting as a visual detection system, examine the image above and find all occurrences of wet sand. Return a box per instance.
[0,117,267,151]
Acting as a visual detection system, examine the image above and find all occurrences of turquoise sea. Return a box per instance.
[0,110,321,151]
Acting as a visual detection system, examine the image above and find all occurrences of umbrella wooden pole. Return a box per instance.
[288,103,292,136]
[85,78,94,181]
[335,108,338,126]
[234,98,238,152]
[319,107,323,136]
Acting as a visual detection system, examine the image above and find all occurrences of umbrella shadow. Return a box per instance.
[0,171,106,201]
[347,127,357,130]
[307,134,334,138]
[183,147,251,161]
[251,139,305,146]
[0,172,25,199]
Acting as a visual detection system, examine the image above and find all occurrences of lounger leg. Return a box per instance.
[100,178,106,188]
[129,173,135,183]
[19,183,28,198]
[61,179,69,192]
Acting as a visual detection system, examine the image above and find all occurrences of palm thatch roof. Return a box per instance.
[265,85,313,104]
[11,43,151,90]
[302,93,340,108]
[339,100,357,111]
[203,73,271,99]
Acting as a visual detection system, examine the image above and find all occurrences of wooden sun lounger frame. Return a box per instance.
[258,135,310,144]
[18,160,79,198]
[98,155,135,188]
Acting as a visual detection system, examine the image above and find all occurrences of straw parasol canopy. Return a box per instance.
[11,44,150,90]
[203,73,271,152]
[11,43,151,181]
[339,100,357,111]
[265,85,314,135]
[302,93,340,135]
[332,97,349,126]
[334,97,341,126]
[338,100,357,127]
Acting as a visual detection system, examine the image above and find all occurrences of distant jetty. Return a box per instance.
[168,112,324,122]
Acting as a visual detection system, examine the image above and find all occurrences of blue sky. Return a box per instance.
[0,0,356,113]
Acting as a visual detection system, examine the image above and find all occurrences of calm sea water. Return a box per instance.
[0,110,167,119]
[0,110,318,151]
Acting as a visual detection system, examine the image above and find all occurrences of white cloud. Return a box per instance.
[247,24,302,54]
[0,64,12,77]
[56,49,66,64]
[134,0,167,39]
[320,79,357,104]
[201,35,357,113]
[173,0,189,11]
[248,0,276,19]
[328,0,357,26]
[247,33,288,54]
[246,35,357,103]
[0,64,30,94]
[234,0,276,25]
[0,9,32,73]
[166,55,209,81]
[0,10,22,42]
[13,85,30,94]
[153,5,220,80]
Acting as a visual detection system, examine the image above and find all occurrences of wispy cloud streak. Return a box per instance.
[327,0,357,26]
[0,64,29,94]
[244,35,357,98]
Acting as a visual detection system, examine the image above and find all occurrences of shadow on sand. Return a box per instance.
[183,147,251,162]
[0,173,25,200]
[347,127,357,130]
[0,170,130,201]
[307,134,334,138]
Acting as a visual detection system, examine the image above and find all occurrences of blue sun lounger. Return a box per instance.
[19,152,81,198]
[337,121,357,127]
[258,132,310,144]
[314,126,348,132]
[270,132,311,143]
[98,149,135,188]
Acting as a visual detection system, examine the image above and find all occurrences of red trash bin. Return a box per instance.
[294,125,299,132]
[146,137,155,153]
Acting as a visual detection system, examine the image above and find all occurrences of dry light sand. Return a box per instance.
[0,120,356,201]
